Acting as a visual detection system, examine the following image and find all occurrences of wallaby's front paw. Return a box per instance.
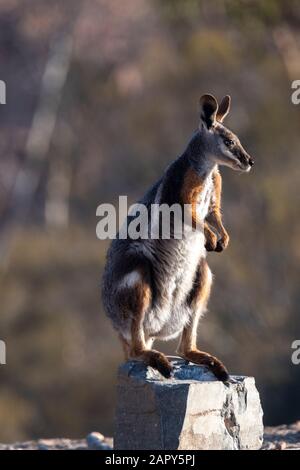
[205,241,216,251]
[215,240,225,252]
[205,235,218,252]
[215,235,229,252]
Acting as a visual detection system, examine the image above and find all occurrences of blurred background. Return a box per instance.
[0,0,300,442]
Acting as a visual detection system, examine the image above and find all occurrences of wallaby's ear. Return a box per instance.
[216,95,231,123]
[199,94,218,129]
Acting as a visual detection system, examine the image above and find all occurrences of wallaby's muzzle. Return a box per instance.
[236,149,254,172]
[248,157,254,167]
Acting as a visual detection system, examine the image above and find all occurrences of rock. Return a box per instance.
[2,422,300,450]
[0,436,114,450]
[35,438,87,450]
[114,358,264,450]
[86,432,107,449]
[275,441,287,450]
[263,421,300,450]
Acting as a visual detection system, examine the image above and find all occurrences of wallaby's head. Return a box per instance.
[197,93,254,172]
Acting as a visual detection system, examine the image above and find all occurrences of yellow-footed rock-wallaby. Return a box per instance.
[102,94,254,381]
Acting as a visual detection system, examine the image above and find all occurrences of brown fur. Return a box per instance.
[205,168,230,252]
[130,280,151,354]
[204,223,218,251]
[186,258,212,311]
[178,258,229,381]
[180,166,229,251]
[123,277,173,377]
[180,167,205,229]
[179,349,229,381]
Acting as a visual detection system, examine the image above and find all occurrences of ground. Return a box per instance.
[0,424,299,450]
[262,422,300,450]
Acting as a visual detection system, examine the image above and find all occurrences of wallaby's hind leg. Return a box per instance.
[177,259,229,382]
[129,283,172,378]
[119,334,155,360]
[118,271,173,378]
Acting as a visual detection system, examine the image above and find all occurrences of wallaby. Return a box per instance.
[102,94,254,381]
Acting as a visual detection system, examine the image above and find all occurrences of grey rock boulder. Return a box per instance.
[114,358,264,450]
[86,432,111,450]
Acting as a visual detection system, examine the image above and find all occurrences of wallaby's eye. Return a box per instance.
[224,139,234,147]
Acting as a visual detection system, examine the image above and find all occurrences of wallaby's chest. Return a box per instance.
[168,231,205,299]
[195,173,214,221]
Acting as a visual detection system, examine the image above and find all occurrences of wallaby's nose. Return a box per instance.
[248,158,254,167]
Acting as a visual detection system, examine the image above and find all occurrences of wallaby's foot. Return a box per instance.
[179,349,229,382]
[148,351,173,378]
[134,350,173,378]
[211,361,230,382]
